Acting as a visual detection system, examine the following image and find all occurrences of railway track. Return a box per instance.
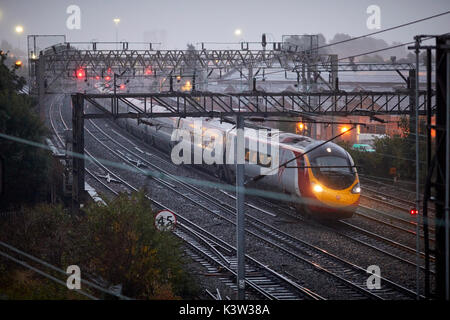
[334,220,435,272]
[250,193,435,275]
[48,96,123,197]
[361,192,422,215]
[354,205,436,243]
[49,95,322,300]
[360,177,436,219]
[67,102,421,300]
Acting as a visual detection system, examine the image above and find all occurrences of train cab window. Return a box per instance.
[310,155,355,190]
[313,156,352,174]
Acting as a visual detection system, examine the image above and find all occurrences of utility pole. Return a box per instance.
[114,73,118,114]
[423,47,432,299]
[248,65,253,90]
[445,37,450,301]
[434,34,450,300]
[330,54,339,142]
[407,34,450,300]
[409,69,417,137]
[236,115,245,300]
[113,18,120,50]
[71,93,85,214]
[414,37,421,300]
[37,54,46,121]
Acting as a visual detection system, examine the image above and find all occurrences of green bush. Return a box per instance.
[0,190,198,300]
[0,50,51,208]
[339,132,426,182]
[73,191,197,299]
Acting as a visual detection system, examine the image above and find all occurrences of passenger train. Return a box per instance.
[94,84,360,219]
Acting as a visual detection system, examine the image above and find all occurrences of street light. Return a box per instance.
[234,29,247,90]
[15,25,24,34]
[340,126,350,134]
[15,25,24,54]
[113,18,120,49]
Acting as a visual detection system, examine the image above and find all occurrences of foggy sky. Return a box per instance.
[0,0,449,50]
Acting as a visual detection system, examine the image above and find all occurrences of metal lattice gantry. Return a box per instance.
[80,89,434,119]
[30,41,341,103]
[38,42,332,72]
[38,45,416,76]
[29,39,429,122]
[31,40,416,87]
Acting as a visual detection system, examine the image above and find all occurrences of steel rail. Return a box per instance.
[82,110,418,299]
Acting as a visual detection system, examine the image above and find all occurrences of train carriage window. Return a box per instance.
[258,153,272,168]
[245,148,258,164]
[245,148,272,167]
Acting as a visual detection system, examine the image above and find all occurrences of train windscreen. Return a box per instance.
[309,150,356,190]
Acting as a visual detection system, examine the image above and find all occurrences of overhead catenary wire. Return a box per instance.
[62,11,450,91]
[193,12,450,82]
[215,33,448,81]
[69,34,439,92]
[309,10,450,52]
[191,12,450,53]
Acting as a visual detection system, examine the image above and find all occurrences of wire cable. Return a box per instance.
[314,10,450,52]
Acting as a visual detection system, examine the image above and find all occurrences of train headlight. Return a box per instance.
[313,184,323,193]
[351,183,361,194]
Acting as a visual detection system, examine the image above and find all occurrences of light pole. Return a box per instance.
[236,115,245,300]
[113,18,120,49]
[234,29,249,90]
[232,30,245,299]
[15,25,24,57]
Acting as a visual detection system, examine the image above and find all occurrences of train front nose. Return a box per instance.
[310,180,360,209]
[302,144,361,218]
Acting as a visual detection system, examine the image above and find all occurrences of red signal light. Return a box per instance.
[145,67,152,75]
[95,75,100,80]
[76,68,86,79]
[119,84,126,90]
[410,208,419,215]
[104,75,111,81]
